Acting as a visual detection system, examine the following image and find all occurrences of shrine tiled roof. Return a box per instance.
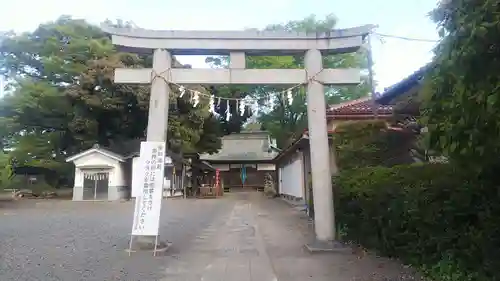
[199,131,278,162]
[376,64,431,105]
[326,97,393,119]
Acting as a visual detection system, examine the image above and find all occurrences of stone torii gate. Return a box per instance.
[102,25,373,250]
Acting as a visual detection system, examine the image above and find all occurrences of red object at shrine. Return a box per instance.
[215,169,220,195]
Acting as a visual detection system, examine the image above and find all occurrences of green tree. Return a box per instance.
[259,15,370,148]
[207,14,371,148]
[0,151,13,189]
[422,0,500,173]
[205,85,254,135]
[0,16,223,182]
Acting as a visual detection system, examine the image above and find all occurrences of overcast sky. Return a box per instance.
[0,0,439,95]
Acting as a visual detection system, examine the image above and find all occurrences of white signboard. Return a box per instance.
[131,141,166,236]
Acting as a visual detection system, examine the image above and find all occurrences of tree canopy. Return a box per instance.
[0,16,224,186]
[207,14,371,148]
[421,0,500,173]
[0,14,372,188]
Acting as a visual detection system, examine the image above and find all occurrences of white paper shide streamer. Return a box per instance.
[173,81,306,114]
[239,100,245,116]
[209,95,215,113]
[192,92,200,107]
[225,100,231,121]
[179,86,186,98]
[287,89,293,105]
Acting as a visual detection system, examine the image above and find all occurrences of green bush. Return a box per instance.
[335,163,500,281]
[334,120,416,170]
[0,154,13,190]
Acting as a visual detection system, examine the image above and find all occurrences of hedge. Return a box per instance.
[335,163,500,281]
[334,120,416,170]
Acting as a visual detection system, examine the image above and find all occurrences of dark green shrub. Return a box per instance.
[335,163,500,281]
[334,120,416,170]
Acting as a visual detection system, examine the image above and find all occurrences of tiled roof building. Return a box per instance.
[326,97,393,120]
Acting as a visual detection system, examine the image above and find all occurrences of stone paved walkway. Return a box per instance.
[162,195,276,280]
[255,194,422,281]
[161,192,422,281]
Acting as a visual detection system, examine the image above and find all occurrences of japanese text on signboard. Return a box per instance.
[135,143,165,233]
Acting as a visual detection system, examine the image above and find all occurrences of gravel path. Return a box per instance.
[0,199,232,281]
[1,194,423,281]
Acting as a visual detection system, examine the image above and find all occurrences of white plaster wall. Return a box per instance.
[109,162,128,200]
[278,167,283,194]
[72,152,125,201]
[279,151,304,199]
[72,167,84,201]
[130,156,141,198]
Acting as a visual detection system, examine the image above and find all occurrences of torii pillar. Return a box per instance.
[102,25,373,251]
[304,49,337,246]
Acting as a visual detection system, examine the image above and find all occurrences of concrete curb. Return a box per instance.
[278,197,307,211]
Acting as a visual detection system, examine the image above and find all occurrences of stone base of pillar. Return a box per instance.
[304,239,350,253]
[125,235,172,256]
